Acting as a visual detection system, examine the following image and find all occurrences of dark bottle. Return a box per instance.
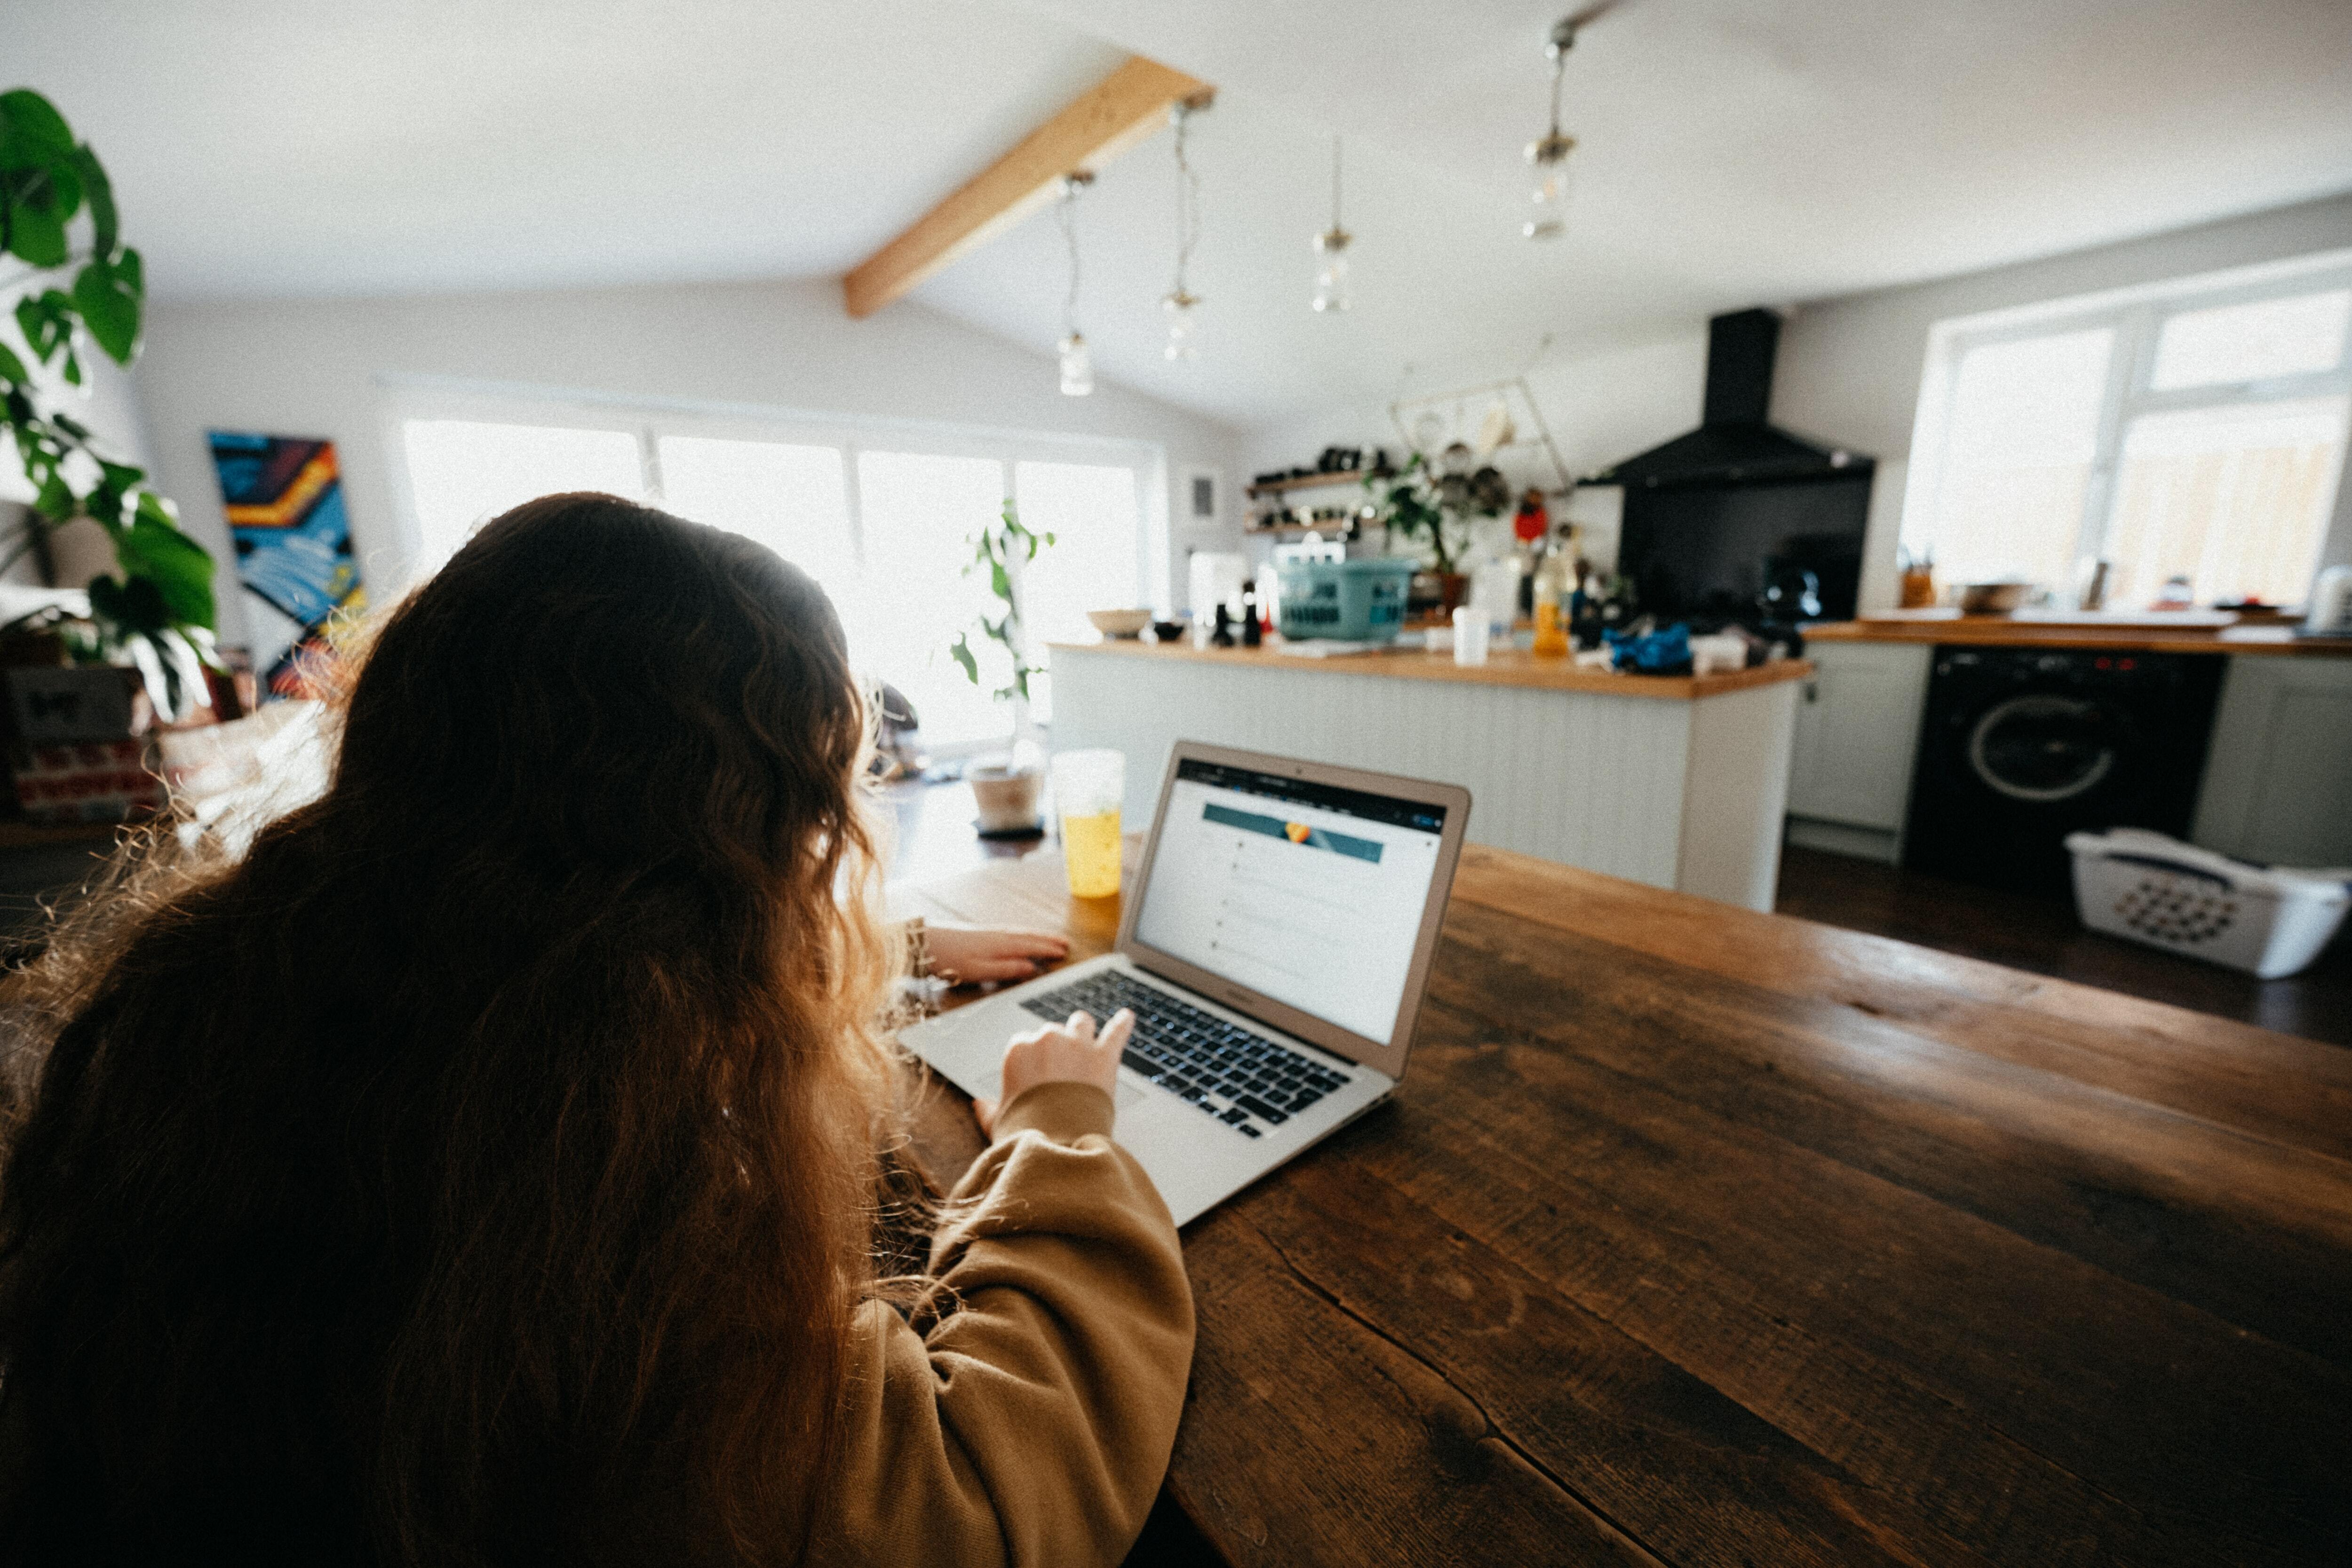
[1211,602,1236,648]
[1240,584,1263,647]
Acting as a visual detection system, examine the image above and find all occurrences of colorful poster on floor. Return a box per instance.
[206,431,367,698]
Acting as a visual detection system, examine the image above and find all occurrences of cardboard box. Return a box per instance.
[6,665,150,744]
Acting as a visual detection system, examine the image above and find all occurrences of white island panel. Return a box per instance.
[1048,648,1798,900]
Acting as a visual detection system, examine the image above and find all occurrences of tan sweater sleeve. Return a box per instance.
[809,1082,1195,1568]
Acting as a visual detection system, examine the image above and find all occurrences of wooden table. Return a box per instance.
[893,844,2352,1567]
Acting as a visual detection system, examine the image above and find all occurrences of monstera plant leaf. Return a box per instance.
[0,88,221,721]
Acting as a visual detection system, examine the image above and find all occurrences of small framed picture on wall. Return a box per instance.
[1184,468,1221,530]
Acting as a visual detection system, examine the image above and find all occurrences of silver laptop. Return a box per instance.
[902,741,1471,1226]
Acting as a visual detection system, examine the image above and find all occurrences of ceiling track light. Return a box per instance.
[1055,170,1095,396]
[1311,136,1351,313]
[1163,93,1212,361]
[1526,4,1615,239]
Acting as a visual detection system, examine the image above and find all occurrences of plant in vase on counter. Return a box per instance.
[1363,452,1508,615]
[946,497,1055,837]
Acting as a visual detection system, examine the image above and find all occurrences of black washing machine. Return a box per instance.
[1903,646,2224,898]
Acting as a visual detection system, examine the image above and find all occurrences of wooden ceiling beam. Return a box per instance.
[843,55,1211,319]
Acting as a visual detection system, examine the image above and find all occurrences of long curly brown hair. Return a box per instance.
[0,494,907,1565]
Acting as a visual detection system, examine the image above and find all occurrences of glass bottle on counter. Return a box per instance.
[1531,550,1573,657]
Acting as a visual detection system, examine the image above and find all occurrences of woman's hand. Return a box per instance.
[925,925,1070,986]
[973,1008,1133,1138]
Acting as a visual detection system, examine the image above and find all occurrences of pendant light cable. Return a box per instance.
[1055,172,1095,395]
[1057,176,1083,339]
[1312,135,1352,311]
[1171,104,1201,298]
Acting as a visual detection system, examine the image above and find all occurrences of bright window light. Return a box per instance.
[1012,460,1141,724]
[401,419,644,572]
[395,407,1156,754]
[2151,289,2350,390]
[2106,396,2349,608]
[854,451,1011,749]
[656,436,858,602]
[1907,259,2352,609]
[1908,328,2112,589]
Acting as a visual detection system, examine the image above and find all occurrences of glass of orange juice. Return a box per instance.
[1051,748,1125,899]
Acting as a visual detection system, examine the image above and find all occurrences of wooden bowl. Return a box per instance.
[1086,608,1154,639]
[1958,582,2030,615]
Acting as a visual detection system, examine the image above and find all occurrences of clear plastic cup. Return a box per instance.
[1051,749,1125,899]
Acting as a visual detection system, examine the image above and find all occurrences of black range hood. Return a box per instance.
[1590,308,1870,490]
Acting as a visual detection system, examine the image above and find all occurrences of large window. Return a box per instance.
[1904,256,2352,609]
[392,398,1155,750]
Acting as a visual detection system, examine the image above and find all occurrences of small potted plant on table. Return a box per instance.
[947,498,1054,837]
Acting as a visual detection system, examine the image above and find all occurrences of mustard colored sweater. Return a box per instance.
[808,1082,1196,1568]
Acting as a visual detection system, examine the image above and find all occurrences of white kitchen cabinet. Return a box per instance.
[1784,640,1933,863]
[2192,655,2352,867]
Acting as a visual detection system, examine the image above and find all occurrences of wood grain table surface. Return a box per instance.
[891,842,2352,1567]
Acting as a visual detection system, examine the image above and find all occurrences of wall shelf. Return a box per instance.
[1244,470,1375,498]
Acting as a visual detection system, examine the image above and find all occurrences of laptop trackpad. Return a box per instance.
[967,1066,1146,1114]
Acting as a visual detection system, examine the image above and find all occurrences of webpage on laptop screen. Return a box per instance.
[1134,758,1448,1047]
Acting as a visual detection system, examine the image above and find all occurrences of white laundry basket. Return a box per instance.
[2066,828,2351,979]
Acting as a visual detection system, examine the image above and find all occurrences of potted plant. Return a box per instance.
[947,498,1055,836]
[0,88,221,722]
[1363,453,1507,617]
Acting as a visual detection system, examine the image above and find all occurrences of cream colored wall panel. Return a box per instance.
[1678,681,1800,910]
[1787,641,1931,833]
[2193,656,2352,866]
[1051,650,1762,899]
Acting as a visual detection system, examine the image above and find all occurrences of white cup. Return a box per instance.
[1452,605,1489,666]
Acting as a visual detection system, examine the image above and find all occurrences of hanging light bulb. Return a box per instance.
[1054,171,1095,396]
[1524,15,1580,240]
[1161,292,1200,360]
[1058,331,1094,396]
[1162,95,1209,360]
[1311,136,1352,313]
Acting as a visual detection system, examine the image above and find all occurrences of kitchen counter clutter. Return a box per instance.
[1049,633,1813,698]
[1809,609,2352,656]
[1047,638,1810,912]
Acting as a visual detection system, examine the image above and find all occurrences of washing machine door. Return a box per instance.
[1965,693,2125,803]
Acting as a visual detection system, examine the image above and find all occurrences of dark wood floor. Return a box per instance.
[1775,843,2352,1048]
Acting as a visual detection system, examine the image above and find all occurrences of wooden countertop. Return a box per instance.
[1811,609,2352,656]
[1048,637,1813,700]
[896,844,2352,1567]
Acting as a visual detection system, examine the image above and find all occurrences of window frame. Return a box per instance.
[374,377,1168,753]
[1902,248,2352,605]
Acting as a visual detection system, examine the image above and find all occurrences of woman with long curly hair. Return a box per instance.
[0,493,1191,1566]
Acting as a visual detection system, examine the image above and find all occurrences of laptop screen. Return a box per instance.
[1133,757,1451,1047]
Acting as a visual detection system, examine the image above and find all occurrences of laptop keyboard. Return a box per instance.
[1020,970,1352,1139]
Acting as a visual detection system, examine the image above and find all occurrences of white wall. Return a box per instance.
[1776,190,2352,598]
[131,277,1246,647]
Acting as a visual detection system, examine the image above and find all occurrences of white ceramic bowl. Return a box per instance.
[1086,608,1154,639]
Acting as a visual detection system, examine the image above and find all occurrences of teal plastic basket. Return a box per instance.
[1272,558,1417,642]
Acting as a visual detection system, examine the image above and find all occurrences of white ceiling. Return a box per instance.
[6,0,1120,297]
[11,0,2352,430]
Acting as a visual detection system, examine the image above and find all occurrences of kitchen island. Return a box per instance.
[1046,638,1811,912]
